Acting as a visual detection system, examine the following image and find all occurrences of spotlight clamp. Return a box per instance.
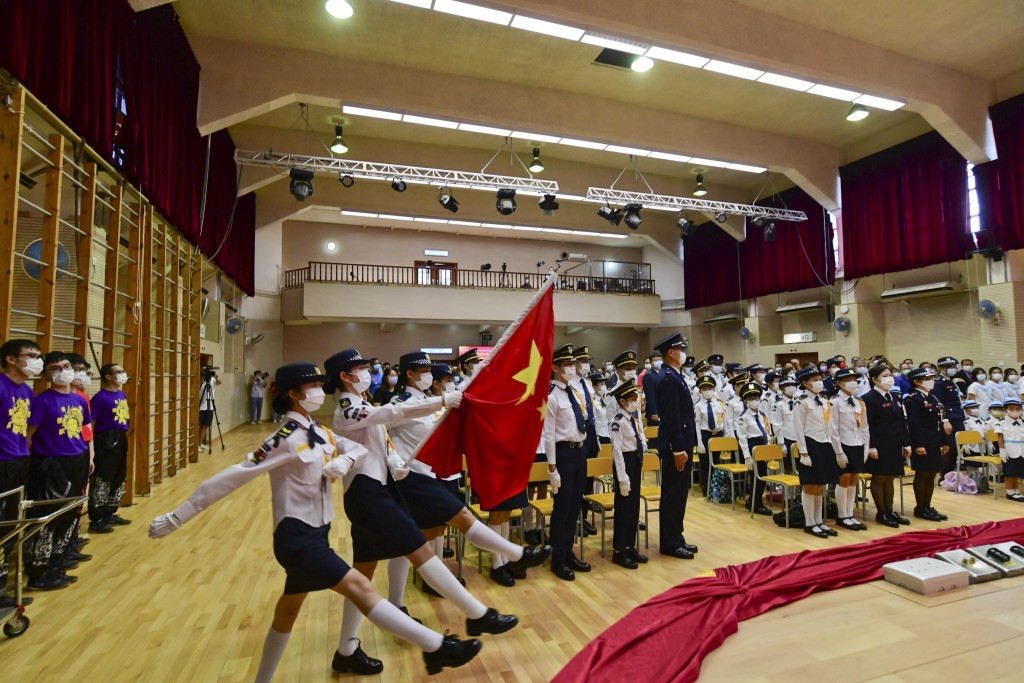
[584,187,808,222]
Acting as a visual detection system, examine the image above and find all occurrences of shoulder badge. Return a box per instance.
[393,391,412,403]
[340,397,352,409]
[248,420,299,467]
[611,422,620,432]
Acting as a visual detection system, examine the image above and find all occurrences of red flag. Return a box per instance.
[414,276,555,509]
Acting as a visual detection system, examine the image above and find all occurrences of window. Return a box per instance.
[967,162,980,233]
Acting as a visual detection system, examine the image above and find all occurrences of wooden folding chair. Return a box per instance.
[526,461,584,559]
[752,444,800,523]
[958,430,1002,499]
[709,436,747,510]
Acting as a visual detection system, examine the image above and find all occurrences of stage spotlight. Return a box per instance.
[846,104,869,121]
[391,178,407,192]
[480,263,492,271]
[529,147,545,173]
[339,173,355,188]
[715,212,727,223]
[289,168,314,201]
[597,204,623,226]
[538,194,559,215]
[676,212,695,237]
[330,125,348,154]
[623,203,643,230]
[693,173,708,197]
[496,189,517,216]
[536,260,546,268]
[438,187,460,213]
[764,221,777,242]
[750,215,765,227]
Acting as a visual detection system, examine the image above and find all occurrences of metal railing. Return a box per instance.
[282,262,656,295]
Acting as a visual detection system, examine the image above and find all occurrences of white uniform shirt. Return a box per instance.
[388,386,448,477]
[967,382,991,418]
[593,391,611,439]
[996,416,1024,459]
[725,395,744,436]
[772,392,800,443]
[736,406,772,462]
[984,380,1005,403]
[181,411,366,529]
[543,380,587,464]
[794,391,838,455]
[963,413,988,454]
[694,394,730,436]
[830,391,870,450]
[573,375,598,428]
[609,409,646,483]
[333,390,443,490]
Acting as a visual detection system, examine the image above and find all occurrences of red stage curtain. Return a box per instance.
[683,222,740,309]
[840,131,969,279]
[976,94,1024,251]
[739,186,835,298]
[554,518,1024,683]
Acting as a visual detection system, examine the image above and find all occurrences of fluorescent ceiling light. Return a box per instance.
[420,347,453,354]
[340,210,378,218]
[604,144,651,156]
[649,151,692,163]
[449,220,482,226]
[512,225,544,232]
[403,114,459,128]
[727,163,767,173]
[481,222,512,229]
[414,217,449,223]
[756,72,814,91]
[433,0,512,26]
[644,46,708,68]
[854,94,905,111]
[510,15,584,40]
[688,157,731,168]
[807,84,861,101]
[704,60,764,80]
[603,234,628,239]
[511,131,561,143]
[571,230,604,237]
[342,105,403,120]
[387,0,432,8]
[558,137,607,150]
[378,213,414,221]
[458,122,512,136]
[542,228,573,234]
[580,33,647,55]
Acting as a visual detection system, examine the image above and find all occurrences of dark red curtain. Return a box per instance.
[739,186,834,298]
[554,517,1024,683]
[683,222,740,309]
[840,131,968,279]
[975,94,1024,251]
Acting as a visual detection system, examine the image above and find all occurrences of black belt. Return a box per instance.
[624,448,643,456]
[557,441,585,449]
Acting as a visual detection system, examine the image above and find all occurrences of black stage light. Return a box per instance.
[289,168,314,201]
[339,173,355,188]
[764,221,777,242]
[496,189,517,216]
[597,204,623,226]
[676,213,695,237]
[538,194,559,215]
[439,187,460,213]
[623,203,643,230]
[391,178,407,192]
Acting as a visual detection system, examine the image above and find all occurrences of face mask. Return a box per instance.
[977,373,987,382]
[819,365,828,373]
[1010,375,1020,385]
[992,373,1003,381]
[810,380,824,393]
[605,364,614,372]
[443,381,455,393]
[754,373,766,383]
[595,385,606,396]
[879,376,895,390]
[775,366,783,373]
[946,368,957,376]
[963,365,974,372]
[746,399,761,410]
[712,365,723,374]
[921,380,935,391]
[372,364,382,373]
[966,408,979,417]
[770,382,780,393]
[51,368,75,386]
[413,373,433,391]
[467,363,479,377]
[23,357,44,377]
[580,362,591,374]
[626,401,639,413]
[842,381,859,393]
[1008,411,1023,420]
[701,390,714,401]
[991,409,1005,419]
[73,370,90,387]
[623,369,637,380]
[856,367,868,375]
[387,375,398,386]
[677,351,687,364]
[783,386,796,397]
[115,372,128,386]
[644,363,652,371]
[349,369,371,393]
[829,367,839,376]
[653,360,663,370]
[298,387,326,412]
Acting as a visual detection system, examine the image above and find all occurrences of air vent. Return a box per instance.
[592,48,636,71]
[703,313,740,324]
[661,298,685,310]
[880,281,959,301]
[775,301,825,315]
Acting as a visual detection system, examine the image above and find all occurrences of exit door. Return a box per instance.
[415,260,458,286]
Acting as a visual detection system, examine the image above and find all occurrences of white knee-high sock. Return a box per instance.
[254,627,290,683]
[835,487,848,519]
[366,600,444,653]
[416,556,487,619]
[433,536,444,559]
[337,598,363,656]
[500,521,512,566]
[814,495,825,525]
[846,485,858,518]
[470,520,524,565]
[801,491,817,527]
[387,557,410,608]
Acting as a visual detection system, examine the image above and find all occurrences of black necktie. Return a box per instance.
[707,401,716,431]
[789,399,794,409]
[848,397,854,406]
[565,386,586,434]
[814,396,822,407]
[581,380,595,423]
[630,414,641,445]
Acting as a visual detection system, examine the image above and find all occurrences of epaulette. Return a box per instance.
[549,383,556,394]
[392,391,412,404]
[613,413,624,421]
[249,419,299,466]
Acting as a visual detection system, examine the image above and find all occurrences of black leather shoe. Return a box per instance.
[749,505,773,516]
[914,507,942,522]
[551,562,575,581]
[59,558,80,571]
[399,606,422,624]
[680,540,699,554]
[508,545,551,574]
[894,513,911,525]
[442,547,455,559]
[466,607,518,636]
[507,563,527,580]
[928,507,948,521]
[88,521,114,534]
[72,537,89,549]
[566,553,591,572]
[818,525,839,537]
[611,550,638,569]
[489,564,515,587]
[523,529,543,546]
[106,514,132,526]
[420,580,442,597]
[625,547,648,564]
[67,551,92,562]
[28,571,70,591]
[875,513,900,528]
[660,546,695,559]
[59,571,78,584]
[0,595,33,608]
[582,520,597,536]
[332,643,383,675]
[638,521,646,531]
[838,518,862,531]
[804,525,829,538]
[423,634,483,675]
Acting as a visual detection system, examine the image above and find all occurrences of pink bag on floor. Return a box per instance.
[940,471,978,494]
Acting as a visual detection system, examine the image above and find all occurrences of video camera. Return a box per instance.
[201,365,220,382]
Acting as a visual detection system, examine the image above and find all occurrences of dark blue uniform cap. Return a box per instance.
[399,351,433,373]
[609,378,640,401]
[587,370,605,384]
[324,349,365,378]
[707,354,724,365]
[796,366,822,383]
[834,368,858,383]
[276,362,329,393]
[907,368,934,382]
[613,350,638,367]
[430,363,455,382]
[937,356,957,367]
[1004,397,1023,408]
[654,332,686,354]
[553,343,575,364]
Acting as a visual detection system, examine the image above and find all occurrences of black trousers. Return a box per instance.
[25,453,88,578]
[612,450,642,551]
[551,444,586,565]
[699,430,723,494]
[943,419,964,475]
[659,447,693,551]
[0,458,29,588]
[581,421,599,515]
[746,437,768,506]
[89,429,128,521]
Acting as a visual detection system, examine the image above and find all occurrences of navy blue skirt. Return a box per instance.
[343,474,427,563]
[1004,457,1024,478]
[839,442,866,474]
[272,518,350,595]
[396,471,466,529]
[439,476,463,501]
[796,438,840,485]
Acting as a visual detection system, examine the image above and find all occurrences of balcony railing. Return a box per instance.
[283,261,656,295]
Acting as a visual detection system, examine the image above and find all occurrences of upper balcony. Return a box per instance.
[281,261,662,328]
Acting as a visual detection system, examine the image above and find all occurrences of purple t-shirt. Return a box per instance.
[0,373,33,460]
[29,389,92,457]
[91,389,130,432]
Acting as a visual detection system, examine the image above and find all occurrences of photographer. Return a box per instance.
[198,368,222,453]
[250,370,267,424]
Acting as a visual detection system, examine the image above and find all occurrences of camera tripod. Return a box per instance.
[199,378,226,451]
[497,262,510,288]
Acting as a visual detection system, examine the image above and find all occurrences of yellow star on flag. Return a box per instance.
[537,401,547,422]
[512,340,543,405]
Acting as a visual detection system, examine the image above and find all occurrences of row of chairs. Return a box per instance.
[954,430,1002,499]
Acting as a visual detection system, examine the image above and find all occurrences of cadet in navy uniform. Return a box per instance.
[794,366,840,538]
[903,368,950,522]
[455,348,481,388]
[829,368,869,530]
[821,358,842,398]
[326,349,516,676]
[653,332,699,559]
[543,344,591,580]
[735,382,773,515]
[643,352,663,425]
[573,345,601,537]
[148,362,482,680]
[933,356,964,474]
[607,379,647,569]
[862,364,912,527]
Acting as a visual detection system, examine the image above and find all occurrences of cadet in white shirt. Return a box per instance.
[694,374,730,496]
[794,367,841,538]
[724,372,750,438]
[829,368,870,531]
[961,400,987,455]
[573,345,601,537]
[607,379,648,570]
[735,382,774,516]
[590,371,612,444]
[148,363,482,680]
[772,377,801,465]
[995,398,1024,502]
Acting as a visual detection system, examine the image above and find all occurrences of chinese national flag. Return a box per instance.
[414,277,555,509]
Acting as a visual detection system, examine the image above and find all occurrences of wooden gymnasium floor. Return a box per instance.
[4,423,1024,682]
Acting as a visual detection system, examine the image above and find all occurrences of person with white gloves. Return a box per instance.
[829,368,871,531]
[994,397,1024,502]
[794,366,841,539]
[607,379,647,570]
[735,382,774,517]
[148,362,482,682]
[323,349,517,678]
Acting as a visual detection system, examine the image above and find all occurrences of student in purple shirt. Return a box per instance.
[0,339,43,607]
[25,352,93,591]
[88,363,132,533]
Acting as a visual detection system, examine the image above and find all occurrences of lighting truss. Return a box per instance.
[585,187,808,222]
[235,149,559,193]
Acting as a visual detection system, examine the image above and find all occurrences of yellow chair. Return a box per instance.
[958,429,1001,499]
[526,461,584,558]
[752,444,800,523]
[643,425,659,455]
[465,473,525,573]
[583,457,616,556]
[595,443,616,489]
[639,453,661,549]
[709,436,748,510]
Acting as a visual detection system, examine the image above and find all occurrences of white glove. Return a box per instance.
[387,453,410,480]
[619,480,631,497]
[445,391,463,410]
[776,435,786,446]
[149,500,199,539]
[324,456,355,479]
[695,443,706,455]
[799,454,812,468]
[744,456,753,470]
[1001,451,1009,463]
[548,469,561,495]
[836,451,849,468]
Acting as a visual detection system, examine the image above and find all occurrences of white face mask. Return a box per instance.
[842,381,859,394]
[966,408,979,417]
[51,368,75,386]
[443,381,456,393]
[653,360,663,370]
[298,387,326,412]
[963,365,974,372]
[562,365,577,381]
[701,390,714,401]
[623,369,637,380]
[115,372,128,386]
[809,380,824,393]
[770,382,780,393]
[783,386,797,397]
[856,366,868,375]
[977,373,987,382]
[992,373,1003,381]
[879,376,896,390]
[23,357,44,377]
[746,399,761,410]
[644,363,652,371]
[413,373,433,391]
[712,365,723,374]
[73,370,90,387]
[945,367,957,376]
[754,372,766,383]
[1008,410,1023,420]
[677,351,688,365]
[1010,375,1020,385]
[626,401,639,413]
[921,380,935,391]
[349,369,372,393]
[580,362,591,374]
[605,364,614,373]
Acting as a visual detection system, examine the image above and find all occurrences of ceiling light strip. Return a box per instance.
[585,187,808,221]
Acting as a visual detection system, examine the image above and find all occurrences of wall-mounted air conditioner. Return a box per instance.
[661,298,685,311]
[703,313,741,324]
[775,301,825,315]
[880,281,959,301]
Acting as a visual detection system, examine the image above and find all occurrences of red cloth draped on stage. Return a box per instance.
[739,187,834,299]
[840,131,968,280]
[683,222,740,310]
[976,94,1024,251]
[554,518,1024,683]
